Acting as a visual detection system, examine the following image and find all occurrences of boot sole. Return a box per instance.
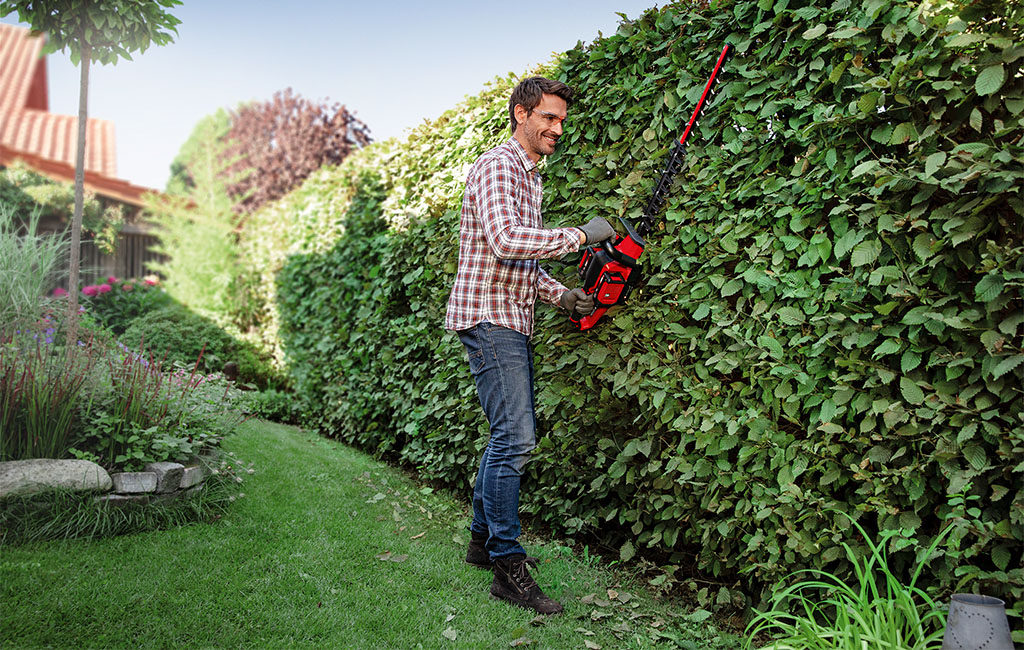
[489,592,563,616]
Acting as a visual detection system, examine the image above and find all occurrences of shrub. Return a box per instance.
[119,304,275,387]
[247,388,301,424]
[81,275,172,335]
[236,0,1023,611]
[0,315,247,471]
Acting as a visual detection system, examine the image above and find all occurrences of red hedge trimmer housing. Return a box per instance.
[570,44,732,331]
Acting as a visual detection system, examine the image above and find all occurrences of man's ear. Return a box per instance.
[513,104,529,130]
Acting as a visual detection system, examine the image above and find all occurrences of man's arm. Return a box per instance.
[477,157,580,260]
[537,266,569,307]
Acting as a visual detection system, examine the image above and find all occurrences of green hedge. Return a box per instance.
[237,1,1023,607]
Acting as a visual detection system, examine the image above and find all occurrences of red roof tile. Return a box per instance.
[0,23,118,177]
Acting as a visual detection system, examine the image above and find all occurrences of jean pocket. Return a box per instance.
[467,348,485,375]
[459,327,487,376]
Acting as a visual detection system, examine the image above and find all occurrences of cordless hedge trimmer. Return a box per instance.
[570,43,732,331]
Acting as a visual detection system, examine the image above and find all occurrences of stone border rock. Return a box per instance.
[0,458,212,506]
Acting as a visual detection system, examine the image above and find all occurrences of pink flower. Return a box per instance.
[97,284,112,294]
[52,287,68,297]
[82,285,99,296]
[144,275,159,286]
[107,276,118,284]
[122,283,134,291]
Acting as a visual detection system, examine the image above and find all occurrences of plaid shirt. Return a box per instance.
[444,138,581,337]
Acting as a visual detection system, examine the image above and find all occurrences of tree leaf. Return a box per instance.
[758,335,784,359]
[802,24,827,39]
[900,376,925,405]
[620,540,635,562]
[963,445,986,471]
[969,107,983,132]
[777,306,805,326]
[851,239,882,267]
[852,160,881,177]
[991,355,1024,379]
[975,274,1004,302]
[975,64,1006,96]
[901,350,922,373]
[924,151,946,177]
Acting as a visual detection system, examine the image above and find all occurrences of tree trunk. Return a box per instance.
[67,43,91,343]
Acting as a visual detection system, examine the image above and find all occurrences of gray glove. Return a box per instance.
[560,288,594,314]
[577,217,615,245]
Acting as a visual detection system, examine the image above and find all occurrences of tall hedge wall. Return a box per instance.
[237,0,1023,607]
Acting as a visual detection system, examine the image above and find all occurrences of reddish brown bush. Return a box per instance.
[223,88,371,214]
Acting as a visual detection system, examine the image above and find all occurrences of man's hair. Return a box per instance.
[508,77,574,135]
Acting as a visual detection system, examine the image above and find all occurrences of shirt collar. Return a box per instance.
[506,137,538,173]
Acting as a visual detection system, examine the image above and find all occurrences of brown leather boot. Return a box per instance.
[490,554,563,615]
[465,531,491,569]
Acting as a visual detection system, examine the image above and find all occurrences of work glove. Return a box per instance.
[560,288,594,314]
[577,217,615,245]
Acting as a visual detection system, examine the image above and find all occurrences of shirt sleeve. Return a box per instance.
[537,266,569,307]
[476,156,580,260]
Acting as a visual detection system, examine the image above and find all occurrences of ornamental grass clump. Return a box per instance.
[0,318,101,460]
[0,202,67,329]
[744,517,953,650]
[1,307,248,471]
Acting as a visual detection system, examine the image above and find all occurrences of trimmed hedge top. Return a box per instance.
[236,0,1022,608]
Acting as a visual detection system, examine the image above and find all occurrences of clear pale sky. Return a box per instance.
[3,1,660,190]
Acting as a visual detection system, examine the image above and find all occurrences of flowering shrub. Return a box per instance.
[80,275,171,335]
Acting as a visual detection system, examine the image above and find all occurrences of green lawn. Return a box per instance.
[1,420,742,649]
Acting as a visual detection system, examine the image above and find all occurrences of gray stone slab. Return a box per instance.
[144,462,184,493]
[111,472,157,494]
[0,459,112,499]
[179,465,206,489]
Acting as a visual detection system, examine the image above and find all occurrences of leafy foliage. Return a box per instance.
[223,88,372,215]
[234,0,1022,609]
[120,304,278,388]
[81,276,171,335]
[0,163,123,254]
[146,111,241,316]
[0,0,181,66]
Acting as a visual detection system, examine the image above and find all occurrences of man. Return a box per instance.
[444,76,615,615]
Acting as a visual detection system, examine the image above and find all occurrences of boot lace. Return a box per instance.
[509,557,539,591]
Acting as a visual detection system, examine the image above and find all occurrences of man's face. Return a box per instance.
[514,93,568,162]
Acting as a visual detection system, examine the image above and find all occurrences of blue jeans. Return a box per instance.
[458,322,536,560]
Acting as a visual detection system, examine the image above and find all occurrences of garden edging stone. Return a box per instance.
[145,462,185,493]
[110,472,158,493]
[0,459,112,499]
[1,459,212,508]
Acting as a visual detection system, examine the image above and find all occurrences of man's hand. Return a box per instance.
[560,288,594,314]
[577,217,615,245]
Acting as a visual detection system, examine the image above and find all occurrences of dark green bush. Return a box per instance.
[82,277,173,335]
[120,305,276,387]
[249,388,302,424]
[241,0,1023,609]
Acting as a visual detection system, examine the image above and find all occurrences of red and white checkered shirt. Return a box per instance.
[444,137,581,337]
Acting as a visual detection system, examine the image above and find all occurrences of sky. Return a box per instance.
[3,1,661,191]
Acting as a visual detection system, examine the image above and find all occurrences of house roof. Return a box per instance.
[0,143,153,207]
[1,23,133,194]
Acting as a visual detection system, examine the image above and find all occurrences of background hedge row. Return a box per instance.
[233,0,1022,607]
